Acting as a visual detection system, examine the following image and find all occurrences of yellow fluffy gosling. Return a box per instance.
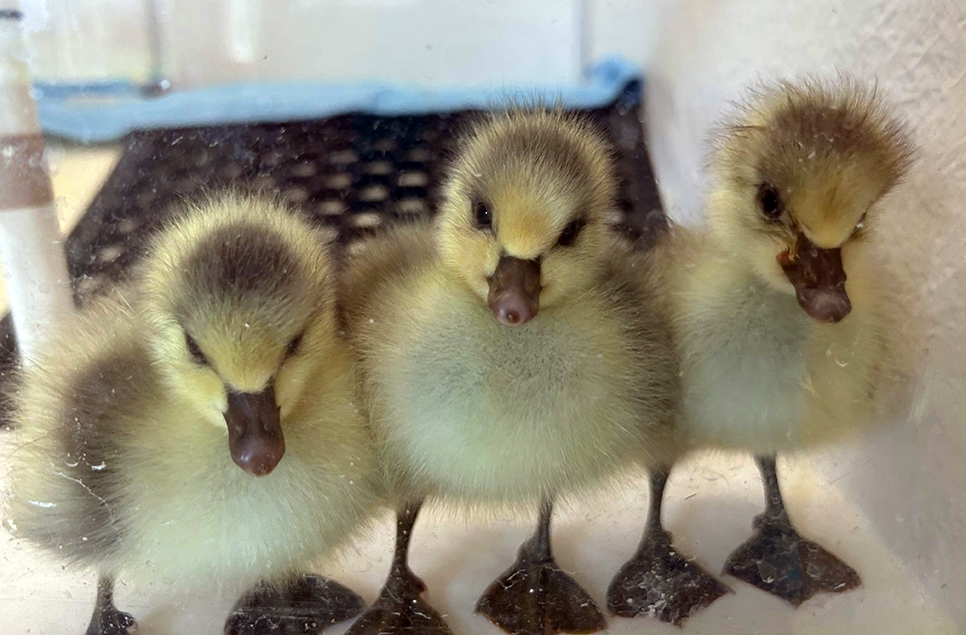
[5,194,379,635]
[341,109,679,635]
[645,78,914,606]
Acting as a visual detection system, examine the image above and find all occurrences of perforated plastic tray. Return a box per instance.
[0,81,664,424]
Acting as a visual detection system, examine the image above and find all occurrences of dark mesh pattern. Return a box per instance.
[0,82,664,425]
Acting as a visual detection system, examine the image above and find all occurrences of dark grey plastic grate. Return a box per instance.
[0,81,665,425]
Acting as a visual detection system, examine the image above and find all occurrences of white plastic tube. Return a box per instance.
[0,5,72,364]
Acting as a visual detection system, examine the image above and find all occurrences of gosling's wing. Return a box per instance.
[338,221,436,329]
[6,293,160,566]
[600,241,681,432]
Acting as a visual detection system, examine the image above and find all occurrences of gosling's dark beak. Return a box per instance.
[487,256,541,326]
[224,384,285,476]
[778,233,851,323]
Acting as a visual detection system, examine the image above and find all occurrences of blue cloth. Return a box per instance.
[34,57,641,143]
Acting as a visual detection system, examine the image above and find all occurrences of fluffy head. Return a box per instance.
[437,108,617,323]
[708,78,913,321]
[140,193,335,471]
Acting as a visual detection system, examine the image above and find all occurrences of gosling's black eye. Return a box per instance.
[473,199,492,229]
[184,332,208,366]
[285,332,305,359]
[557,219,585,247]
[757,183,782,220]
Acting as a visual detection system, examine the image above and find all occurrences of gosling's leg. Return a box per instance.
[607,467,730,625]
[476,497,606,635]
[724,455,861,606]
[345,500,452,635]
[85,575,137,635]
[225,573,366,635]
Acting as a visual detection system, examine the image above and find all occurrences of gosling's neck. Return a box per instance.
[692,230,796,313]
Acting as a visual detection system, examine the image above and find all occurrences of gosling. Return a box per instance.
[6,194,380,635]
[342,108,680,635]
[638,78,914,607]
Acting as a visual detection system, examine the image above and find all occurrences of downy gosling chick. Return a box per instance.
[6,194,379,635]
[342,109,679,635]
[644,79,913,607]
